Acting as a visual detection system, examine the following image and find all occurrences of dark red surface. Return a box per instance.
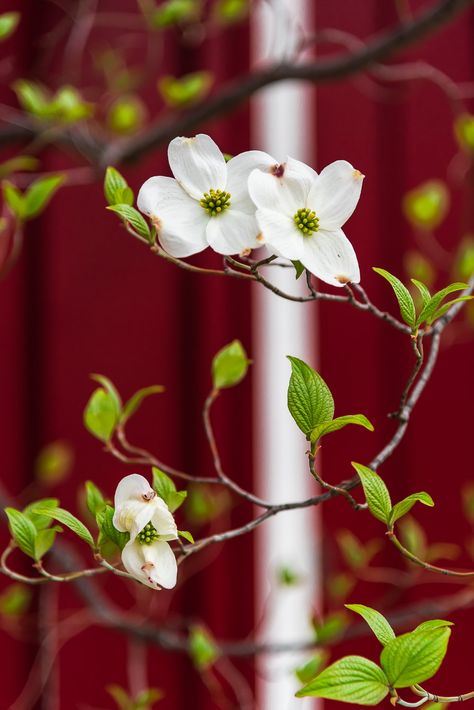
[0,1,473,708]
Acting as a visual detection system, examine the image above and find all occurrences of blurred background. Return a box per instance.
[0,1,473,708]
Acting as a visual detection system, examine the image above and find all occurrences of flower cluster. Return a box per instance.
[138,134,364,287]
[113,473,178,590]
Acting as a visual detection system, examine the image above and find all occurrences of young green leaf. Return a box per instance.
[352,463,392,524]
[4,508,37,558]
[152,467,187,513]
[373,268,416,328]
[416,282,469,327]
[212,340,249,389]
[158,71,213,107]
[336,530,381,570]
[97,505,129,550]
[2,180,25,219]
[411,279,431,308]
[296,656,389,704]
[178,529,194,543]
[291,260,305,279]
[295,651,330,685]
[0,584,32,617]
[33,507,94,548]
[23,174,64,220]
[104,166,134,206]
[380,627,451,688]
[428,295,473,324]
[0,12,20,40]
[34,528,57,560]
[345,604,395,647]
[85,481,107,516]
[310,414,373,443]
[189,625,220,670]
[107,204,152,242]
[413,619,453,633]
[84,388,118,442]
[23,498,59,530]
[90,373,122,413]
[287,357,334,437]
[121,385,165,424]
[389,492,434,527]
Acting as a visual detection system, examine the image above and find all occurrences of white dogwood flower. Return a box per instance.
[113,473,178,590]
[138,134,275,256]
[248,158,364,287]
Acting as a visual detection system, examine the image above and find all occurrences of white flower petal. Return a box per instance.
[247,160,312,216]
[168,134,226,199]
[308,160,364,229]
[285,156,318,195]
[206,210,262,254]
[114,500,154,540]
[137,176,209,258]
[114,474,154,509]
[225,150,275,212]
[300,228,360,287]
[255,208,305,260]
[152,497,178,541]
[121,540,177,590]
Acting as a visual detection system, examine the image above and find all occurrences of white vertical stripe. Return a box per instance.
[251,1,321,709]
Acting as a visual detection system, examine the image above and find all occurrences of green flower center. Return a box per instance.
[137,521,159,545]
[293,208,319,235]
[200,189,231,217]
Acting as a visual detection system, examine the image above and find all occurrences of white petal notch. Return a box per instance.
[113,473,179,590]
[137,134,275,257]
[248,158,364,287]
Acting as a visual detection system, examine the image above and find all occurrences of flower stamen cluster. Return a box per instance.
[137,521,160,545]
[200,189,231,216]
[294,207,319,235]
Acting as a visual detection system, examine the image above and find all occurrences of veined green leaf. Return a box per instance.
[411,279,431,308]
[428,295,473,324]
[107,204,152,242]
[296,655,389,704]
[152,467,187,513]
[34,528,57,560]
[84,388,118,442]
[345,604,395,646]
[33,507,94,548]
[295,651,330,685]
[416,282,469,327]
[389,492,434,527]
[104,166,134,207]
[121,385,164,424]
[310,414,373,443]
[97,505,129,550]
[23,498,59,530]
[413,619,453,633]
[380,628,451,688]
[212,340,249,389]
[373,268,416,328]
[85,481,107,516]
[5,508,37,558]
[287,356,334,437]
[352,463,392,524]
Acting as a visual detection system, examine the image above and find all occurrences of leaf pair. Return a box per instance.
[104,167,152,243]
[2,175,64,222]
[287,357,373,443]
[374,268,472,332]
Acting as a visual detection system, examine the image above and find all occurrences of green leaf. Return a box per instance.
[121,385,164,424]
[178,529,194,543]
[214,0,249,23]
[389,492,434,527]
[158,71,213,107]
[85,481,107,516]
[336,530,381,570]
[134,687,164,708]
[107,204,152,242]
[411,279,431,308]
[189,625,220,670]
[4,508,37,558]
[352,463,392,524]
[296,656,389,704]
[345,604,395,647]
[373,268,416,328]
[0,155,40,179]
[104,166,134,207]
[2,180,25,219]
[107,96,145,136]
[291,260,305,279]
[35,441,73,484]
[150,0,198,28]
[106,685,131,710]
[295,651,330,685]
[402,181,449,230]
[84,388,118,442]
[212,340,249,389]
[23,498,59,530]
[310,414,373,443]
[34,528,57,560]
[429,295,473,324]
[12,80,49,115]
[23,174,64,220]
[0,584,32,616]
[90,373,122,413]
[152,467,187,513]
[413,620,453,633]
[33,507,94,548]
[287,356,334,437]
[313,611,348,644]
[97,505,129,550]
[0,12,20,41]
[416,282,469,327]
[380,628,451,688]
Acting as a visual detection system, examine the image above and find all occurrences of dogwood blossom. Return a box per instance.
[113,473,178,590]
[248,158,364,287]
[138,134,275,256]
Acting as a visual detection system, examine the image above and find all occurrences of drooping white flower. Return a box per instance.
[248,158,364,287]
[138,134,275,257]
[113,473,178,590]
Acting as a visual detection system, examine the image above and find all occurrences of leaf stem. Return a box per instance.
[386,530,474,577]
